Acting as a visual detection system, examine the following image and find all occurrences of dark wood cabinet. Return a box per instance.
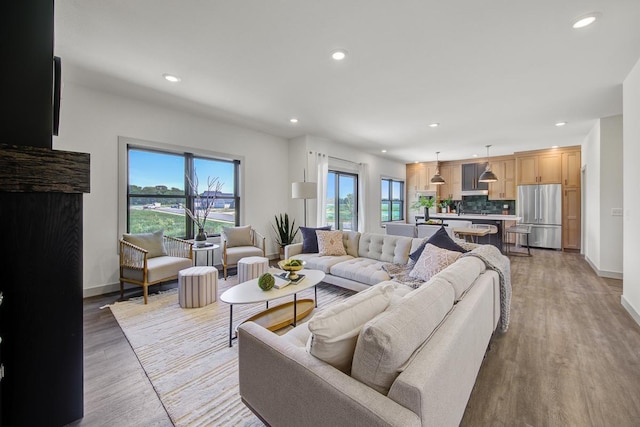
[462,163,489,191]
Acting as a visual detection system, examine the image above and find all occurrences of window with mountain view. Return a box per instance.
[127,147,239,238]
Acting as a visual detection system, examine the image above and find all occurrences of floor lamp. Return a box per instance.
[292,172,317,227]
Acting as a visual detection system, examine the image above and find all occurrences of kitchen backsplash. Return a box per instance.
[457,196,515,215]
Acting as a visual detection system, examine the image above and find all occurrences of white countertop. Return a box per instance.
[428,213,521,221]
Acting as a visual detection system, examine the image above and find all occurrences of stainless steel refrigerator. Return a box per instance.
[516,184,562,249]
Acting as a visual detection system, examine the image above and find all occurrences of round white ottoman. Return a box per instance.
[237,256,269,284]
[178,266,218,308]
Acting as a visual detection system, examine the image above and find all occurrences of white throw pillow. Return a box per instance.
[306,283,395,373]
[123,230,167,258]
[223,225,253,248]
[409,243,462,282]
[316,230,347,256]
[351,278,455,394]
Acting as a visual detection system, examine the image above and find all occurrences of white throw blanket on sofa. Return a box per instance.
[461,245,512,333]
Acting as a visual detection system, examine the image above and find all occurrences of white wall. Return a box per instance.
[54,82,290,296]
[599,115,624,275]
[623,58,640,325]
[583,122,601,269]
[582,115,624,278]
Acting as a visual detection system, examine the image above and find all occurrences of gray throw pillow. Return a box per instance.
[123,230,167,258]
[223,225,253,247]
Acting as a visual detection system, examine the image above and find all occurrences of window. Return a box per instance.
[326,171,358,230]
[381,178,404,222]
[127,147,239,238]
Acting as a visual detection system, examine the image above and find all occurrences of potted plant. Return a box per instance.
[439,197,452,213]
[184,172,224,246]
[410,196,435,221]
[272,213,299,259]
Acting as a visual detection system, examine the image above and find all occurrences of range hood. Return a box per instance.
[461,189,489,196]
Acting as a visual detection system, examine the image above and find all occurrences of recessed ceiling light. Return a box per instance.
[331,49,348,61]
[289,118,299,124]
[551,145,559,148]
[472,154,478,158]
[414,161,419,163]
[163,73,181,83]
[555,121,567,127]
[429,123,440,128]
[381,149,387,153]
[572,12,601,29]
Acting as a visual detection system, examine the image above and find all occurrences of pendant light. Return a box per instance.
[430,151,445,185]
[478,145,498,183]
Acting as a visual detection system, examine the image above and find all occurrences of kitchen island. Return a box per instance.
[424,213,521,252]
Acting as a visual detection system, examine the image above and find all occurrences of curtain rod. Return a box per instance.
[314,152,360,165]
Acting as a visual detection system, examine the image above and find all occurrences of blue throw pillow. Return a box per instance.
[409,226,467,262]
[300,226,332,253]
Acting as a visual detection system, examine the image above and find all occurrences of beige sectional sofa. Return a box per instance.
[284,231,426,292]
[239,230,509,426]
[238,252,500,426]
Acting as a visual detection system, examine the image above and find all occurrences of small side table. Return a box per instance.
[192,243,219,266]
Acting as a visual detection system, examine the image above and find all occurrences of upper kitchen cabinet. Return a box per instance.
[488,158,516,200]
[462,163,489,192]
[438,163,462,200]
[562,150,581,188]
[407,162,438,192]
[516,152,562,184]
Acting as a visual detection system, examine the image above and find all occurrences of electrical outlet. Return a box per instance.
[611,208,623,216]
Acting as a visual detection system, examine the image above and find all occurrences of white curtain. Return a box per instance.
[316,152,329,227]
[358,162,368,232]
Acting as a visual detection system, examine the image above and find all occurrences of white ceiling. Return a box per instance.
[54,0,640,163]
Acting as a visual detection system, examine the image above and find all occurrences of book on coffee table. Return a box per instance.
[271,274,291,289]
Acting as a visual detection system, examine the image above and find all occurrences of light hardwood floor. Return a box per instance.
[71,251,640,426]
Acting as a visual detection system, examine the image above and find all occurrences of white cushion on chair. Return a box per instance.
[225,246,264,266]
[122,256,193,283]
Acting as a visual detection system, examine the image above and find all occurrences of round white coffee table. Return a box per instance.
[220,269,325,347]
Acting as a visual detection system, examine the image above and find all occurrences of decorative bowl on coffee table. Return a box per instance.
[278,259,306,280]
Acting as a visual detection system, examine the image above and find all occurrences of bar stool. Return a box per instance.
[506,224,532,256]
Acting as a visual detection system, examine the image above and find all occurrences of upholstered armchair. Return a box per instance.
[222,225,266,279]
[119,230,194,304]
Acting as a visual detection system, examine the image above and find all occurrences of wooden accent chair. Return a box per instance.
[119,230,193,304]
[222,225,266,279]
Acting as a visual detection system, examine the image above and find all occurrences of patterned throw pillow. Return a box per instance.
[316,230,347,256]
[409,243,462,282]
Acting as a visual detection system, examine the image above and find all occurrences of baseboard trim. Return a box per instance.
[84,254,281,298]
[584,256,623,280]
[621,296,640,327]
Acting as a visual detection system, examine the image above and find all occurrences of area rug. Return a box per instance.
[109,277,354,426]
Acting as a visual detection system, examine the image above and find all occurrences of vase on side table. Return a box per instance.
[195,227,207,247]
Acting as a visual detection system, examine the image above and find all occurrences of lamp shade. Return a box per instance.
[430,173,445,185]
[478,167,498,183]
[292,181,317,199]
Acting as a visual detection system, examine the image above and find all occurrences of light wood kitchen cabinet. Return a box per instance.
[563,187,581,250]
[516,152,562,184]
[438,163,462,200]
[406,162,438,192]
[488,158,516,200]
[562,151,581,187]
